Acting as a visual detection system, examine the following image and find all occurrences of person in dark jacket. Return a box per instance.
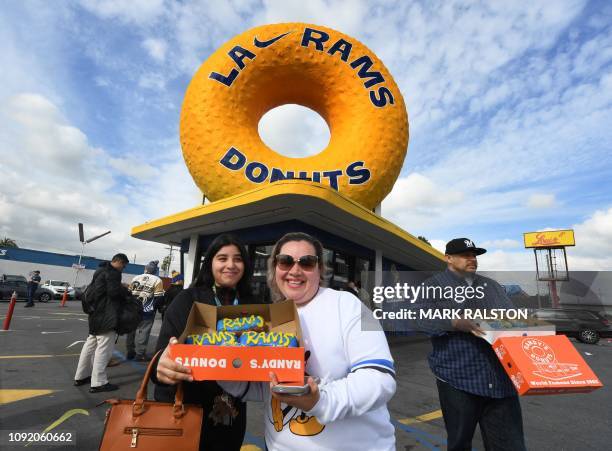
[24,270,41,307]
[74,253,129,393]
[159,271,184,320]
[151,234,255,451]
[416,238,526,451]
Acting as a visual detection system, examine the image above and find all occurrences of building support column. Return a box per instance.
[184,234,199,285]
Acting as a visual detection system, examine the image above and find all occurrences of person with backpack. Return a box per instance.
[74,253,130,393]
[125,260,165,361]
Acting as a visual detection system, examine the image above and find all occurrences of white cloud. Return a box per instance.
[2,0,610,278]
[568,207,612,267]
[138,73,166,90]
[142,38,168,62]
[254,0,368,36]
[382,173,469,232]
[475,207,612,270]
[94,76,111,87]
[478,249,533,271]
[384,173,464,211]
[429,239,446,254]
[258,105,330,157]
[0,92,199,267]
[79,0,166,25]
[108,157,159,181]
[527,193,557,209]
[4,93,94,176]
[481,239,522,249]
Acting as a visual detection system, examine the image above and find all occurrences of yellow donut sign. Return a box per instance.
[180,23,408,209]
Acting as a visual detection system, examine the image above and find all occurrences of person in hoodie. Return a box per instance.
[126,260,165,361]
[159,271,184,320]
[74,253,129,393]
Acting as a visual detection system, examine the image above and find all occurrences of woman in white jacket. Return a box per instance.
[156,232,397,450]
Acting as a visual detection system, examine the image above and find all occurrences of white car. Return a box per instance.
[37,280,76,302]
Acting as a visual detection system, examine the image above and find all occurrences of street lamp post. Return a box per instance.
[74,223,111,288]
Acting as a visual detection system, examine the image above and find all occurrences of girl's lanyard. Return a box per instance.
[212,285,239,307]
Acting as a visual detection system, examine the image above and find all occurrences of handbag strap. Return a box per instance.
[133,348,187,418]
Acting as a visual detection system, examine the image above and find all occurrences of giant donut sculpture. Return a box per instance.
[180,23,408,209]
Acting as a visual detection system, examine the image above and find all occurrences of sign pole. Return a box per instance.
[74,241,85,289]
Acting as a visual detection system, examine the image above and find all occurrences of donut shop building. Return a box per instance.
[131,23,444,303]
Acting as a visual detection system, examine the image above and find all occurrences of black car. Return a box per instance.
[532,308,612,344]
[0,277,28,299]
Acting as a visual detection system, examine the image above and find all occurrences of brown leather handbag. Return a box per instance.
[99,352,203,450]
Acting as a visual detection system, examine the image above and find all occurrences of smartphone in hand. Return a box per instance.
[271,377,320,396]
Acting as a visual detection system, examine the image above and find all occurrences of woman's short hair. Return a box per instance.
[267,232,327,302]
[193,234,253,299]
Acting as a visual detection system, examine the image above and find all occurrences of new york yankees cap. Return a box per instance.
[445,238,487,255]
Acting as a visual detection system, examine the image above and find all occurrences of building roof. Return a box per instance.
[132,180,444,270]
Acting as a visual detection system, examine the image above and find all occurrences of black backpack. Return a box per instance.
[116,295,144,335]
[81,279,98,314]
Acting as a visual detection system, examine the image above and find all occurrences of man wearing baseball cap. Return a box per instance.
[416,238,526,451]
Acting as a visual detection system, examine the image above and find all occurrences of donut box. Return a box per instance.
[492,335,603,395]
[477,318,556,345]
[169,300,304,383]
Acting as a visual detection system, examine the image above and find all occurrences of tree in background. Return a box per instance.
[417,236,431,246]
[0,237,18,248]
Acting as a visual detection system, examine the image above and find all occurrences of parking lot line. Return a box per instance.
[51,312,88,316]
[0,353,80,359]
[0,389,55,405]
[392,419,445,450]
[398,409,443,425]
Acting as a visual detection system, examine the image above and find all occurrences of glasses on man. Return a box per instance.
[275,254,319,271]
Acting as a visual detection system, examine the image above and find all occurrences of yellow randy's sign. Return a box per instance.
[523,230,575,248]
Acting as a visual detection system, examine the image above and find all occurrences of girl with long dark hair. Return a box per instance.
[152,234,254,451]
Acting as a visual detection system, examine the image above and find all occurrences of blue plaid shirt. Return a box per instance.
[418,269,517,398]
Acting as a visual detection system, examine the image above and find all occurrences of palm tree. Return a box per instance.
[0,237,18,248]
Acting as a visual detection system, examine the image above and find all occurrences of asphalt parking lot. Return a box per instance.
[1,300,610,450]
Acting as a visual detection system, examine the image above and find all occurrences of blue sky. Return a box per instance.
[0,0,611,270]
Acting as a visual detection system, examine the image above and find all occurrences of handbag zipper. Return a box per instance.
[125,427,182,447]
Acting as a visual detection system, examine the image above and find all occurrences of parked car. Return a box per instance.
[531,308,612,344]
[36,280,76,302]
[0,275,28,300]
[599,311,612,322]
[1,274,27,283]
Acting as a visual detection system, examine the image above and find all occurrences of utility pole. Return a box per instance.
[163,244,175,277]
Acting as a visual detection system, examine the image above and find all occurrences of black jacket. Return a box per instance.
[159,284,183,316]
[152,286,256,451]
[88,262,128,335]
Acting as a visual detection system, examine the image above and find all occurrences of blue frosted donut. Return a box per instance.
[240,331,298,347]
[185,331,239,346]
[217,315,265,333]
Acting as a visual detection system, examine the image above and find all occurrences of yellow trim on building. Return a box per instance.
[132,180,443,262]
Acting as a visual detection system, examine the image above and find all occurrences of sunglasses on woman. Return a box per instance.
[275,254,319,271]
